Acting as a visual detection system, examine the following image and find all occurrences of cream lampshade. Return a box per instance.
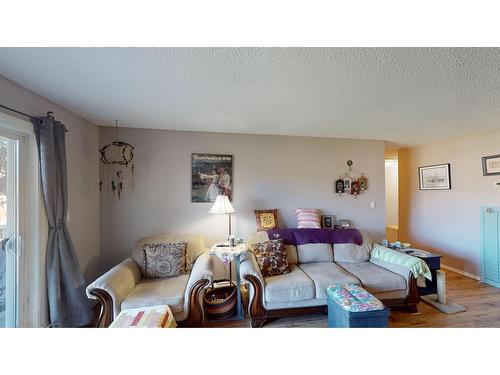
[209,194,235,237]
[209,194,235,215]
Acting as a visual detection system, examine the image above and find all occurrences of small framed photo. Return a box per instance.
[337,219,351,228]
[418,163,451,190]
[321,215,335,229]
[482,154,500,176]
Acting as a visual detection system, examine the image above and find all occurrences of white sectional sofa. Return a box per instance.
[241,230,419,327]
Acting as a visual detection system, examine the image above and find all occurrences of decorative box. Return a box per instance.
[327,283,389,328]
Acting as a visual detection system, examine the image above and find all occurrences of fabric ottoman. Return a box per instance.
[327,283,389,328]
[109,304,177,328]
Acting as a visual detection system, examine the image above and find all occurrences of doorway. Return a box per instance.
[385,154,399,242]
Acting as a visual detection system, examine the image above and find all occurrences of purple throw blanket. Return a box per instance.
[265,228,363,246]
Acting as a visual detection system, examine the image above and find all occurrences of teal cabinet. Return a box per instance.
[481,207,500,288]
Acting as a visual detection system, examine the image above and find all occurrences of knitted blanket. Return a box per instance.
[371,244,432,280]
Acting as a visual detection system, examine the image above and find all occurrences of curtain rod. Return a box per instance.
[0,103,69,132]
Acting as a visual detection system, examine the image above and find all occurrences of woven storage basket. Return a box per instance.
[203,279,236,320]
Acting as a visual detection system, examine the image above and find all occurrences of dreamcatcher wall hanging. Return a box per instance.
[99,121,135,199]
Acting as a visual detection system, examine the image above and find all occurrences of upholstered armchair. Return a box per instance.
[86,234,214,327]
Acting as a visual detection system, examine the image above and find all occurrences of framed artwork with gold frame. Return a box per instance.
[254,209,279,231]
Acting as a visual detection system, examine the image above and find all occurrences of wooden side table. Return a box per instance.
[209,243,247,320]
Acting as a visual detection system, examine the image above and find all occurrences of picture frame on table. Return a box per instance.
[482,154,500,176]
[418,163,451,190]
[337,219,351,228]
[321,215,335,229]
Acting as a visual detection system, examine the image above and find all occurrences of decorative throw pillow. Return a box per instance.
[294,208,321,229]
[142,241,187,279]
[251,239,290,277]
[254,209,279,231]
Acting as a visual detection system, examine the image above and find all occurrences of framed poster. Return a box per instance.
[418,163,451,190]
[482,154,500,176]
[191,153,233,202]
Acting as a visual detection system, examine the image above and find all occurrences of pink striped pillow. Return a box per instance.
[294,208,321,229]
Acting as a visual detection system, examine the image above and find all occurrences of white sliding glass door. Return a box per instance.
[0,133,20,328]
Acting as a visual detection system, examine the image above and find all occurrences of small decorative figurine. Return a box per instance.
[359,175,368,192]
[351,179,360,197]
[343,175,352,194]
[335,177,345,195]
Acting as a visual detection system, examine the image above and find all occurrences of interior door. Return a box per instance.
[0,133,19,328]
[481,206,500,288]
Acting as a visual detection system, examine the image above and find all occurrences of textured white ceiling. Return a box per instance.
[0,47,499,147]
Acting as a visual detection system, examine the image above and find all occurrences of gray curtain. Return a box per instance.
[32,116,93,327]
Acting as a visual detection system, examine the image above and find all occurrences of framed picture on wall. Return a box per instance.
[482,154,500,176]
[418,163,451,190]
[191,153,233,202]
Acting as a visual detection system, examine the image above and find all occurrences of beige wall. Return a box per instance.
[399,128,500,276]
[0,76,100,325]
[99,127,386,274]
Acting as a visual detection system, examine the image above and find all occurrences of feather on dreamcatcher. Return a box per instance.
[99,121,135,199]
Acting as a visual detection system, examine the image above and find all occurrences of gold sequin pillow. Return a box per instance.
[251,239,290,277]
[142,242,187,279]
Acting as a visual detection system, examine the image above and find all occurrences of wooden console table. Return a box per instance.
[393,248,442,296]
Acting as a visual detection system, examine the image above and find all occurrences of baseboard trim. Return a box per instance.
[441,264,481,281]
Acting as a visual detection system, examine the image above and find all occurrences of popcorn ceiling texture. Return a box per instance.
[0,48,499,147]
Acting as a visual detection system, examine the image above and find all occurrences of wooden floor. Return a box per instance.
[205,270,500,328]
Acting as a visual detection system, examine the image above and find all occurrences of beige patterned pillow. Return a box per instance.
[142,242,187,279]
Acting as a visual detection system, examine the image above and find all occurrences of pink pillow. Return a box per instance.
[294,208,321,229]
